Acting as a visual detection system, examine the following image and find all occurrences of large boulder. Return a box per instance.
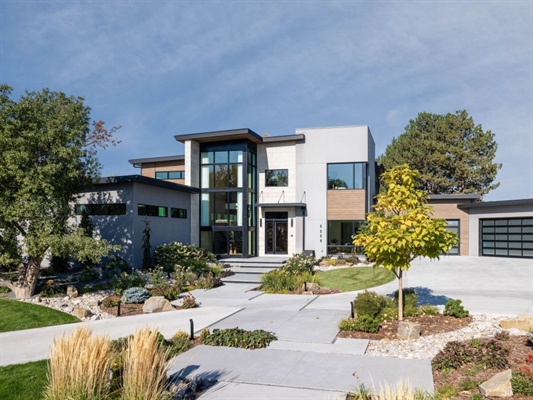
[397,321,421,340]
[479,369,513,397]
[72,306,93,319]
[143,296,174,313]
[66,285,78,298]
[499,315,533,331]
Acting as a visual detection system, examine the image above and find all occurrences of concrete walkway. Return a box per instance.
[1,256,531,399]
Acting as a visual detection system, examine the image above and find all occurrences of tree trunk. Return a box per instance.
[13,257,42,299]
[398,268,404,321]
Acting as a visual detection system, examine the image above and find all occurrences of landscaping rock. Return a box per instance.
[301,282,319,292]
[479,369,513,397]
[499,315,533,331]
[143,296,174,313]
[397,321,421,340]
[72,306,93,319]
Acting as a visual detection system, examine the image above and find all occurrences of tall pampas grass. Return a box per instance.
[121,327,169,400]
[45,327,113,400]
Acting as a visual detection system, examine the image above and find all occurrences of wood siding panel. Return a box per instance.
[429,202,471,256]
[327,190,366,220]
[140,160,185,184]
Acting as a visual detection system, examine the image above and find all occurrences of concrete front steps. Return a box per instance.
[221,256,288,284]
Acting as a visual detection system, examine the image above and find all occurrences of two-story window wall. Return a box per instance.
[199,140,257,257]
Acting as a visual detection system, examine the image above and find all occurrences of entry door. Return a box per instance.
[265,213,288,254]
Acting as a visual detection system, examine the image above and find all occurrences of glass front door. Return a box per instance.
[265,212,288,254]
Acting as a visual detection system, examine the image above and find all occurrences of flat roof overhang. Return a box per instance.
[458,198,533,210]
[90,175,200,194]
[256,202,307,209]
[174,128,264,144]
[128,155,184,166]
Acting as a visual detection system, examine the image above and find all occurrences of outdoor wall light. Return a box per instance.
[260,218,262,227]
[291,218,293,227]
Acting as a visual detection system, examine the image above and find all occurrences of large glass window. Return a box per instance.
[265,169,288,187]
[201,150,243,189]
[200,142,257,257]
[327,163,366,189]
[327,220,365,254]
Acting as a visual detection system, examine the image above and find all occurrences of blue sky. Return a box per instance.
[1,1,531,201]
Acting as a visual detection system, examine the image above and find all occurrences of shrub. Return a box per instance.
[122,328,168,400]
[473,339,510,370]
[393,288,419,317]
[433,339,510,371]
[150,283,182,301]
[104,255,131,278]
[261,270,297,293]
[146,267,168,286]
[512,366,533,396]
[443,299,469,318]
[121,287,150,304]
[376,306,398,323]
[44,327,113,400]
[39,281,67,297]
[526,353,533,364]
[171,268,188,288]
[339,315,379,333]
[353,291,390,319]
[169,331,192,357]
[283,252,317,275]
[199,328,210,343]
[201,328,277,349]
[194,275,220,290]
[111,271,147,295]
[494,330,510,341]
[432,341,473,370]
[180,293,198,309]
[417,304,439,316]
[154,242,217,272]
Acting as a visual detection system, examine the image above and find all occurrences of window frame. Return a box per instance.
[327,162,366,190]
[265,169,289,187]
[137,204,168,217]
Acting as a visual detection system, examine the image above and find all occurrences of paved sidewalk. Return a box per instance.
[0,306,241,366]
[167,345,434,395]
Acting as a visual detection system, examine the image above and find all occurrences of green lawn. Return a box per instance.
[0,360,48,400]
[317,266,395,292]
[0,299,79,333]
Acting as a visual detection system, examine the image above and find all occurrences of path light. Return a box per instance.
[189,319,194,340]
[350,301,355,319]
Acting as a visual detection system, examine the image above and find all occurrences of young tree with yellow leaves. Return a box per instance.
[353,165,457,320]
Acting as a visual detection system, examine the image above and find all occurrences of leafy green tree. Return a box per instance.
[353,165,458,320]
[379,110,501,196]
[0,85,120,298]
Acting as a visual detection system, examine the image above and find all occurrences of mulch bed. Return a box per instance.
[337,314,473,340]
[340,314,532,399]
[433,335,532,400]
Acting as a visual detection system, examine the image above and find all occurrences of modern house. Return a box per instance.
[75,125,532,266]
[129,126,377,260]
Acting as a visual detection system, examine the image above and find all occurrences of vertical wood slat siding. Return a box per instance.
[327,190,366,220]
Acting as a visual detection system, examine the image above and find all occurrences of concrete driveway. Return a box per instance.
[1,256,531,400]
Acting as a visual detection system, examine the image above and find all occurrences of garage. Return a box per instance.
[480,217,533,258]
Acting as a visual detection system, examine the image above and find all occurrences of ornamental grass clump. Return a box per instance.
[45,327,113,400]
[121,328,169,400]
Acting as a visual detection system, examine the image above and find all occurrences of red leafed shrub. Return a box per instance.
[516,364,533,375]
[526,353,533,364]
